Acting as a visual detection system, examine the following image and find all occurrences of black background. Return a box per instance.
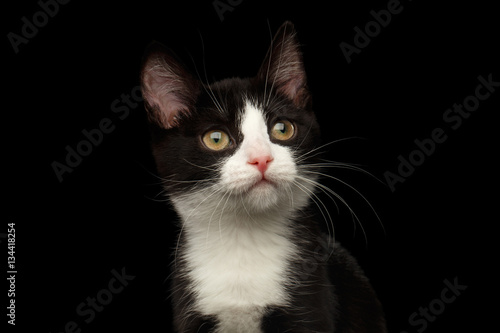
[4,0,498,332]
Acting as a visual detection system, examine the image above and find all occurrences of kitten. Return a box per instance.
[140,21,387,333]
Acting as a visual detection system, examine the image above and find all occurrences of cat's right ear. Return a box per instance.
[140,42,200,129]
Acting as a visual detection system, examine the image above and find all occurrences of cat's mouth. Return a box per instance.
[238,177,281,210]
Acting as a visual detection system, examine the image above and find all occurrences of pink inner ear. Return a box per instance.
[142,55,193,129]
[157,98,187,128]
[146,80,187,128]
[259,23,308,107]
[277,74,305,101]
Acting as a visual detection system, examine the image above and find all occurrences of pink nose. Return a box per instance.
[248,155,274,175]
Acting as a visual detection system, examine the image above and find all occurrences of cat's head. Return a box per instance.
[141,22,321,218]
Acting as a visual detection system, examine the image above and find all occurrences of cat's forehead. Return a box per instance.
[195,78,265,124]
[205,78,255,111]
[239,100,268,137]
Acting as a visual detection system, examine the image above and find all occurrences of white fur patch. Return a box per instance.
[220,101,299,211]
[171,100,313,331]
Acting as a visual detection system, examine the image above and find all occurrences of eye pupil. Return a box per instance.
[211,132,222,143]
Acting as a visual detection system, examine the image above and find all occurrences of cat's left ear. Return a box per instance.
[257,21,310,108]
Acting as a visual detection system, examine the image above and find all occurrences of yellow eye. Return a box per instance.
[271,120,295,141]
[202,130,231,151]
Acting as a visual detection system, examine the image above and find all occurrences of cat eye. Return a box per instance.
[270,120,295,141]
[202,130,231,151]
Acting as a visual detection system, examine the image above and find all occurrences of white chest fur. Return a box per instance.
[178,207,297,331]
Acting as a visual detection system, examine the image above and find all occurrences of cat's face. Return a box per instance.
[141,22,320,217]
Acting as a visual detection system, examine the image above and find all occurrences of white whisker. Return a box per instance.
[302,159,385,185]
[292,179,335,242]
[302,170,384,234]
[182,158,221,172]
[294,137,363,163]
[293,119,315,154]
[218,189,234,240]
[296,175,369,246]
[262,20,273,107]
[206,188,232,246]
[191,33,227,116]
[266,23,289,107]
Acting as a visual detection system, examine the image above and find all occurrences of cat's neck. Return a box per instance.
[181,210,296,259]
[172,195,298,316]
[173,195,295,242]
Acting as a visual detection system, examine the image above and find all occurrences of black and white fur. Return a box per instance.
[141,22,387,333]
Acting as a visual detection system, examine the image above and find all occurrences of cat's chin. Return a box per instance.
[249,179,274,191]
[241,179,283,211]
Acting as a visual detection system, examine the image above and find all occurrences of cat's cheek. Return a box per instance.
[265,147,298,184]
[219,153,259,193]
